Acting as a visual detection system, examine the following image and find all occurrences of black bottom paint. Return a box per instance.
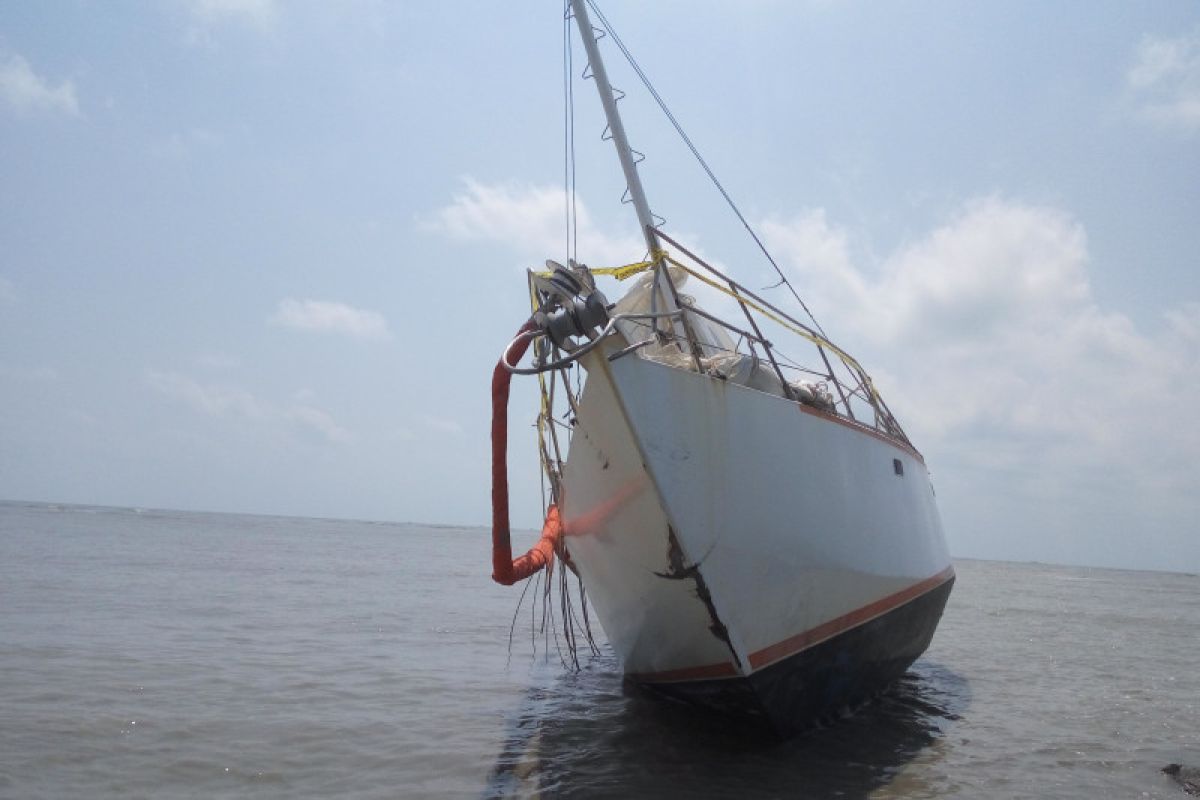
[642,577,955,737]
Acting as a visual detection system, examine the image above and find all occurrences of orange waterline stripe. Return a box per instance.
[748,565,956,671]
[633,566,956,683]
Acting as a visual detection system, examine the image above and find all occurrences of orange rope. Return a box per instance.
[491,322,564,585]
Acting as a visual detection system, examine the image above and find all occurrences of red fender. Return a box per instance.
[491,322,564,585]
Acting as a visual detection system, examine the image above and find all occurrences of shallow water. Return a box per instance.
[1,502,1196,798]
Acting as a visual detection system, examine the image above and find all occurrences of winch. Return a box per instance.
[529,260,610,360]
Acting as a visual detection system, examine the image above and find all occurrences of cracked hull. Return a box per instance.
[559,349,954,729]
[648,574,955,735]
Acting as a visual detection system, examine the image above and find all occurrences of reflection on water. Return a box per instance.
[484,653,970,799]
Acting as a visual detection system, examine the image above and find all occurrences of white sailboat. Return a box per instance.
[489,0,954,735]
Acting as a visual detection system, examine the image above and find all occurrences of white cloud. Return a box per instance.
[147,370,266,418]
[764,200,1091,349]
[146,370,351,444]
[185,0,277,29]
[427,178,645,269]
[0,52,79,117]
[423,415,464,436]
[196,352,241,370]
[426,179,743,323]
[66,409,96,427]
[1126,28,1200,132]
[390,426,415,442]
[764,198,1200,527]
[271,298,391,341]
[0,364,59,382]
[286,405,352,444]
[181,0,278,46]
[152,128,223,160]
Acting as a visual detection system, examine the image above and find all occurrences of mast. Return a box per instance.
[570,0,659,256]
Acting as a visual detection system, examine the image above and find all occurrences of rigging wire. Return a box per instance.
[548,18,599,664]
[583,0,829,339]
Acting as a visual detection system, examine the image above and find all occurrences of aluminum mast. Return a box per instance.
[570,0,659,256]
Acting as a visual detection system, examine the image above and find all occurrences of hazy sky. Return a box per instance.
[2,1,1198,573]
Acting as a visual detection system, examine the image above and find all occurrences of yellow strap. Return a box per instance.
[594,260,654,280]
[532,249,667,282]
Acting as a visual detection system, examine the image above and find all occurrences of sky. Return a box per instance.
[2,1,1198,573]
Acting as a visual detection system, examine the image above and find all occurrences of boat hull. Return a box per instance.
[646,571,954,733]
[559,348,954,733]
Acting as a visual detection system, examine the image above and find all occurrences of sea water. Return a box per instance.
[1,501,1197,799]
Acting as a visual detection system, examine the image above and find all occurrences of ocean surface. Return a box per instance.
[1,501,1197,799]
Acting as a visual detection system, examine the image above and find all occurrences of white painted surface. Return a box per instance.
[561,348,953,677]
[560,353,737,676]
[608,354,952,667]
